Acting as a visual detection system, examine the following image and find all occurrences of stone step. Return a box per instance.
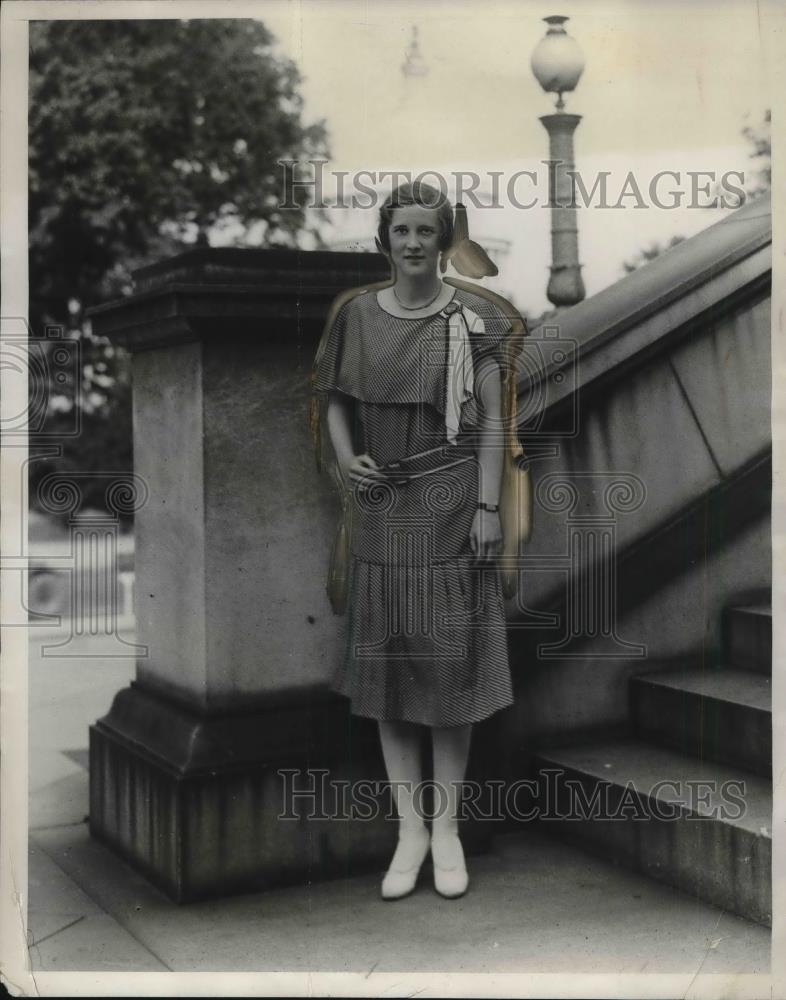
[534,739,771,925]
[724,605,771,674]
[630,665,771,776]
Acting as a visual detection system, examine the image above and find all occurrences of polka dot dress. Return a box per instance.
[312,285,514,727]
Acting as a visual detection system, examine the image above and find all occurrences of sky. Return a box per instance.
[247,0,772,313]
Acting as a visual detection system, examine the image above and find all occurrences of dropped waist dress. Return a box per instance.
[312,284,514,727]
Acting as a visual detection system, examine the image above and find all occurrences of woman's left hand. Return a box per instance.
[469,509,503,562]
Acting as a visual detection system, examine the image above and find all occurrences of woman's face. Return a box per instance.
[387,204,442,278]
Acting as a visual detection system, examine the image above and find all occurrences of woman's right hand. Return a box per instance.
[344,453,382,491]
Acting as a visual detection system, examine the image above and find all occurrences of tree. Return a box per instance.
[621,235,686,275]
[620,107,771,277]
[28,19,329,520]
[740,109,771,198]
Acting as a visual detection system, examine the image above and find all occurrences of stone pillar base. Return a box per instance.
[89,683,492,902]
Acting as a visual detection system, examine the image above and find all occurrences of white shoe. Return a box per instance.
[431,832,469,899]
[381,826,430,900]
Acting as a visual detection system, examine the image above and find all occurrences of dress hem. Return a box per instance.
[333,691,514,729]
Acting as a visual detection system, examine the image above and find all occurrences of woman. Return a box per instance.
[311,181,524,901]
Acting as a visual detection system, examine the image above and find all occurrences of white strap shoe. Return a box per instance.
[431,832,469,899]
[380,826,430,900]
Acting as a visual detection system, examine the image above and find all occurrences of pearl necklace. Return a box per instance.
[392,284,443,311]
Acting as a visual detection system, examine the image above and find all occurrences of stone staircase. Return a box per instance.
[534,605,772,925]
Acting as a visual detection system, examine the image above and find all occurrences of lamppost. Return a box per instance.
[531,15,586,307]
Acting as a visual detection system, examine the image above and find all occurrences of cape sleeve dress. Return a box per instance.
[312,283,515,727]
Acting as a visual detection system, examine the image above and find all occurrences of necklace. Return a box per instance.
[392,283,443,311]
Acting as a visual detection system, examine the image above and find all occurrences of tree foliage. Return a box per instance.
[622,235,686,275]
[30,18,328,329]
[28,19,329,519]
[740,109,771,198]
[621,108,771,276]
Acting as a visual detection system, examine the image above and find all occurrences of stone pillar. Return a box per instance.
[86,248,426,901]
[541,112,586,307]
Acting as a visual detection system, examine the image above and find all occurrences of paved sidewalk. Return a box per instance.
[27,633,771,975]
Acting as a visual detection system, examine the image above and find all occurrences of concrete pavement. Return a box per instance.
[27,629,771,975]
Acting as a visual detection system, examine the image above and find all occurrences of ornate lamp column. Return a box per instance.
[531,15,586,307]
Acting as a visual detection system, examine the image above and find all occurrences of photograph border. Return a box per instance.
[2,1,784,996]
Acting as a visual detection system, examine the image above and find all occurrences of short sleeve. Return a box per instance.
[311,299,352,394]
[466,300,513,370]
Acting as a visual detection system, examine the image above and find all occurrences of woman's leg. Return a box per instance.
[430,722,473,897]
[431,722,473,839]
[378,719,426,834]
[377,720,429,899]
